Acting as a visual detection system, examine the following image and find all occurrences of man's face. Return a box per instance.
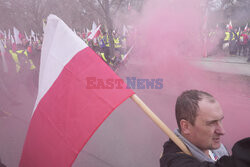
[188,99,225,151]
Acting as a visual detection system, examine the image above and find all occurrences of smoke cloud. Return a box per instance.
[77,0,250,166]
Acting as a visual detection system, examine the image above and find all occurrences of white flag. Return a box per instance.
[92,21,97,31]
[31,30,36,41]
[87,25,101,41]
[0,41,8,72]
[13,27,22,44]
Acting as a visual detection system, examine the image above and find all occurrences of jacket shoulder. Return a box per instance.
[160,140,216,167]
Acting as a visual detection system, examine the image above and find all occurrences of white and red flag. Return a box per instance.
[31,29,36,41]
[87,25,101,41]
[19,14,134,167]
[227,20,233,30]
[13,27,22,44]
[244,23,248,31]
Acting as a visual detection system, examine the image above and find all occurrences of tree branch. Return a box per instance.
[112,0,123,15]
[82,0,106,19]
[97,0,106,13]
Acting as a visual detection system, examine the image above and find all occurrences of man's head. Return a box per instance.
[175,90,225,152]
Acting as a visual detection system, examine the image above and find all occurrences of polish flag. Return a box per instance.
[87,25,101,41]
[13,27,22,44]
[31,30,36,41]
[244,23,248,31]
[19,14,134,167]
[228,20,233,30]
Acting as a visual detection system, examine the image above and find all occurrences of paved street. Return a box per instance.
[196,55,250,76]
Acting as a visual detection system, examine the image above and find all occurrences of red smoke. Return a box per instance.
[120,0,250,151]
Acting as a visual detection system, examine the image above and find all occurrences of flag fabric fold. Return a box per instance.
[19,14,134,167]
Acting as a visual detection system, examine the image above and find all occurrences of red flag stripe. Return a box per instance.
[20,47,134,167]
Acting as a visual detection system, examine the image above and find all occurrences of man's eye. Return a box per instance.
[207,121,216,126]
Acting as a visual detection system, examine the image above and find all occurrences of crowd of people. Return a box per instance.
[0,33,42,87]
[0,32,42,115]
[0,25,134,116]
[160,89,250,167]
[0,23,249,91]
[76,27,133,70]
[208,25,250,62]
[1,23,249,104]
[0,25,131,86]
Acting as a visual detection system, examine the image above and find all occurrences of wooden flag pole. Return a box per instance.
[130,94,192,156]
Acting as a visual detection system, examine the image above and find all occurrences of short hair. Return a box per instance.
[175,90,215,130]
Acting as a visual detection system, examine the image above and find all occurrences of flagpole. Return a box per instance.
[130,94,192,156]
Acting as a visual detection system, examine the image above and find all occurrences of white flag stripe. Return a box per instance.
[34,14,88,114]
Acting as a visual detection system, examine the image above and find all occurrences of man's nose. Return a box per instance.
[215,122,225,135]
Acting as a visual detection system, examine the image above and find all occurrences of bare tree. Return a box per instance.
[0,0,145,37]
[78,0,125,58]
[205,0,250,28]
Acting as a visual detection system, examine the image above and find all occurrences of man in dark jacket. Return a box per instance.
[160,90,228,167]
[160,137,250,167]
[160,90,250,167]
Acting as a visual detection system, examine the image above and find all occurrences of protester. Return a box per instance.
[160,90,250,167]
[160,90,228,166]
[229,29,238,55]
[239,29,248,57]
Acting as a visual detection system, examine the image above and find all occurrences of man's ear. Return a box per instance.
[180,119,191,135]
